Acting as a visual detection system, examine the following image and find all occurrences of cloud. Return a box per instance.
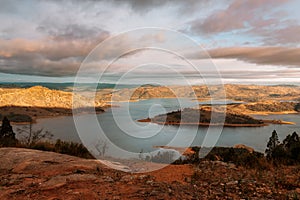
[263,25,300,45]
[0,26,110,76]
[207,47,300,67]
[37,24,107,41]
[0,0,299,79]
[188,0,300,46]
[0,30,109,61]
[66,0,215,13]
[189,0,288,34]
[0,29,171,76]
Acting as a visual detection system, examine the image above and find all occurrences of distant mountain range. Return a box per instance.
[0,82,138,92]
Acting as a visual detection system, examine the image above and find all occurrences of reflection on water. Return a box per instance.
[15,98,300,155]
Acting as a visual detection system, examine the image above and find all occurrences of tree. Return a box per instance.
[283,132,300,161]
[95,139,108,157]
[265,130,280,159]
[295,103,300,112]
[265,131,300,164]
[17,122,53,147]
[283,132,299,149]
[0,117,17,146]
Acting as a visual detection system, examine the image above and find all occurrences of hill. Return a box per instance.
[0,86,106,123]
[100,84,300,102]
[226,101,300,115]
[0,86,106,108]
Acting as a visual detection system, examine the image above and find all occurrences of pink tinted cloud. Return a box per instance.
[208,46,300,67]
[0,30,109,76]
[190,0,288,34]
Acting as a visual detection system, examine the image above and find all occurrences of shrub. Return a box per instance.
[203,147,268,169]
[54,139,93,159]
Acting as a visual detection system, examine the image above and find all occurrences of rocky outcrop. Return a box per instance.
[0,148,299,199]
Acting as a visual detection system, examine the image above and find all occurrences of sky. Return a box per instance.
[0,0,300,84]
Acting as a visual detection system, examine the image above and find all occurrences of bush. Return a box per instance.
[15,140,94,159]
[203,147,268,169]
[54,139,93,159]
[29,141,54,151]
[175,146,269,170]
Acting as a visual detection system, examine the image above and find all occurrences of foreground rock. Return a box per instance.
[0,148,299,199]
[0,148,194,200]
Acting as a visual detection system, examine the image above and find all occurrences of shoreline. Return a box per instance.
[0,106,107,124]
[246,111,298,116]
[138,118,295,127]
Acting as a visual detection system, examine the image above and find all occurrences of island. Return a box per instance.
[138,105,296,127]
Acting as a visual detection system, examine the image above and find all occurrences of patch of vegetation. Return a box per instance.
[0,113,32,123]
[143,146,269,170]
[177,146,270,170]
[269,93,281,97]
[245,102,297,112]
[295,103,300,112]
[184,130,300,168]
[153,108,264,125]
[204,147,269,169]
[148,130,300,170]
[15,140,94,159]
[266,130,300,165]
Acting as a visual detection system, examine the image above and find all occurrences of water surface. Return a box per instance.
[16,98,300,156]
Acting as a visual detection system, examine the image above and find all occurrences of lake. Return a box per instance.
[16,98,300,158]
